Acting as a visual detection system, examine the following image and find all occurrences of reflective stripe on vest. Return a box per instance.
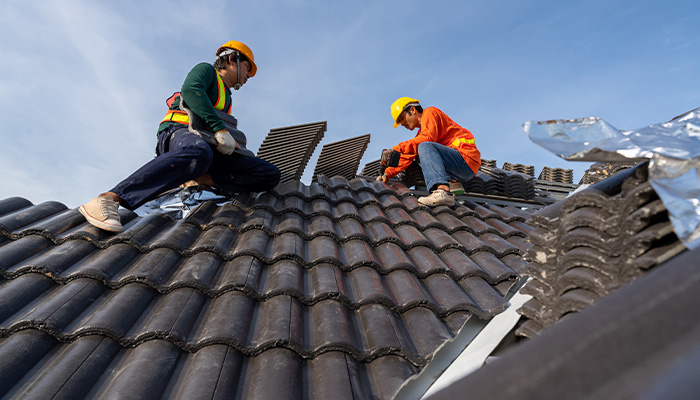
[161,71,230,125]
[451,137,476,147]
[161,110,190,124]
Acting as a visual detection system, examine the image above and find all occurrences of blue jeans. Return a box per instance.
[111,125,280,210]
[417,142,476,191]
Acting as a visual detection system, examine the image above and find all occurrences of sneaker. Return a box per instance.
[449,180,465,195]
[79,195,123,232]
[418,189,455,207]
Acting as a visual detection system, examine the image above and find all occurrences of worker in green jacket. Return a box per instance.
[79,40,280,232]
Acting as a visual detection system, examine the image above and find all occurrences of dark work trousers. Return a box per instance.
[111,125,281,210]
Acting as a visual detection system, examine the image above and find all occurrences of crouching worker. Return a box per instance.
[378,97,480,207]
[80,40,281,232]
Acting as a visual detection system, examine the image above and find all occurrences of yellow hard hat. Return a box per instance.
[391,97,420,128]
[217,40,257,77]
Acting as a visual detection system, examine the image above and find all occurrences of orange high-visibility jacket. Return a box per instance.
[385,106,481,179]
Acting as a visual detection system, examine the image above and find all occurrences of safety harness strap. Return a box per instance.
[161,70,230,125]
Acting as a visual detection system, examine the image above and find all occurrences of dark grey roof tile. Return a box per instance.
[405,247,452,276]
[458,276,511,317]
[2,277,105,335]
[269,232,307,261]
[493,278,519,297]
[520,277,554,299]
[0,197,33,218]
[348,266,393,303]
[365,220,399,243]
[422,228,461,251]
[15,334,120,399]
[189,291,256,345]
[112,213,181,249]
[356,203,389,223]
[500,253,531,276]
[93,338,182,399]
[385,207,414,225]
[0,274,55,322]
[477,232,525,256]
[455,214,495,235]
[0,201,67,235]
[0,330,57,395]
[364,355,420,399]
[394,225,433,248]
[557,227,617,255]
[400,307,455,355]
[409,209,443,228]
[231,229,271,259]
[373,242,415,273]
[504,234,532,254]
[340,239,377,267]
[438,248,488,278]
[5,240,90,277]
[335,217,368,240]
[333,201,361,220]
[485,218,529,238]
[422,273,479,311]
[0,236,55,271]
[514,317,545,338]
[168,251,224,290]
[469,252,520,282]
[164,344,243,400]
[309,236,345,265]
[557,266,617,297]
[115,248,182,286]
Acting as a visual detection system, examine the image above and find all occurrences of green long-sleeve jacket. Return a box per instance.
[158,62,231,133]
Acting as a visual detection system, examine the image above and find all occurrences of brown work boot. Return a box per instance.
[418,189,456,207]
[79,195,123,232]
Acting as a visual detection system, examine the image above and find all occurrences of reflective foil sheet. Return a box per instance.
[134,186,231,219]
[524,108,700,249]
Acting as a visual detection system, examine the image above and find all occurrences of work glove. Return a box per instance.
[380,149,401,167]
[214,130,238,155]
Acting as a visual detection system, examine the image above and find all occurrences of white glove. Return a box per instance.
[214,130,237,155]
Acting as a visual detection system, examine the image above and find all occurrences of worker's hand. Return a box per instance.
[214,130,239,155]
[376,173,389,182]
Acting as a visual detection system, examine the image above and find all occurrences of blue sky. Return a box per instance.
[1,0,698,208]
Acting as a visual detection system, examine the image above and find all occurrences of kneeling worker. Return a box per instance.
[378,97,481,206]
[79,40,281,232]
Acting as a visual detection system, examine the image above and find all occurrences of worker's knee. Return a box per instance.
[256,162,281,191]
[417,141,439,155]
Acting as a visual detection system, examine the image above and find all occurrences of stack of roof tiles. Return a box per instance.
[480,159,498,168]
[465,166,536,200]
[0,177,534,399]
[516,162,687,338]
[579,161,641,185]
[387,161,537,200]
[359,159,381,178]
[255,121,327,183]
[537,166,574,184]
[396,161,427,188]
[501,162,535,177]
[312,134,371,182]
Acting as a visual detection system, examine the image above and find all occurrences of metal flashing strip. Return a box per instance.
[395,280,530,400]
[422,291,532,399]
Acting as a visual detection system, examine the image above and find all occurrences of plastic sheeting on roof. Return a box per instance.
[523,107,700,250]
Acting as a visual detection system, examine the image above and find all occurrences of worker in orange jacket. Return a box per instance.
[378,97,481,206]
